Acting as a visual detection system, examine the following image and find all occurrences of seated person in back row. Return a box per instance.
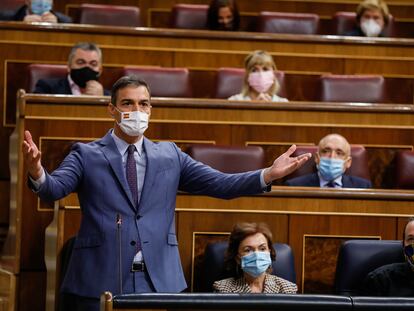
[34,42,109,96]
[360,216,414,296]
[228,50,288,102]
[0,0,72,23]
[213,222,297,293]
[285,134,372,188]
[207,0,240,31]
[346,0,390,37]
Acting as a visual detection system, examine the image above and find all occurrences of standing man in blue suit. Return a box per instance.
[23,75,311,310]
[285,133,372,188]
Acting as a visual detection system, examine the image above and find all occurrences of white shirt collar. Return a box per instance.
[318,171,343,188]
[67,74,82,95]
[110,130,144,157]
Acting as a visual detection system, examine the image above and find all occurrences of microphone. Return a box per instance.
[116,213,123,294]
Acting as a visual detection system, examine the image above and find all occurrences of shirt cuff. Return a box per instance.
[260,169,270,188]
[29,168,45,190]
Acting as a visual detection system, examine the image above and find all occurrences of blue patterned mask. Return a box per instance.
[31,0,52,16]
[240,251,271,278]
[318,157,345,181]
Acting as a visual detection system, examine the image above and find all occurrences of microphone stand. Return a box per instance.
[116,213,123,294]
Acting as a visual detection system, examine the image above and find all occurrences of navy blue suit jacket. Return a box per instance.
[0,5,72,23]
[33,131,266,297]
[285,172,372,188]
[345,27,386,37]
[34,77,110,95]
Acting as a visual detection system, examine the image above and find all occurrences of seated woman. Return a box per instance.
[346,0,390,37]
[207,0,240,31]
[228,50,288,102]
[213,222,297,293]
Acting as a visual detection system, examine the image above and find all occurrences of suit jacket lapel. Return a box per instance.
[342,175,351,188]
[62,78,72,95]
[139,138,160,211]
[100,131,136,210]
[311,173,321,187]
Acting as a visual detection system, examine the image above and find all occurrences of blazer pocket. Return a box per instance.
[167,233,178,246]
[73,234,103,249]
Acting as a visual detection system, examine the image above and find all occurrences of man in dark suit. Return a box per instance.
[285,134,372,188]
[360,216,414,296]
[34,42,109,96]
[23,75,311,310]
[0,0,72,23]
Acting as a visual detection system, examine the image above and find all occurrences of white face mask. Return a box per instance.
[114,107,149,137]
[360,19,382,37]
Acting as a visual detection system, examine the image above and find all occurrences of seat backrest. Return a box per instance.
[394,151,414,189]
[333,11,395,37]
[203,241,296,292]
[257,11,320,35]
[185,144,265,173]
[0,0,24,10]
[215,67,286,99]
[286,145,370,181]
[332,12,359,36]
[170,4,208,29]
[79,4,140,27]
[320,74,385,103]
[334,239,404,295]
[122,66,192,97]
[28,64,68,92]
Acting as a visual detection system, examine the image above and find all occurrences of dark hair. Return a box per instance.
[111,75,150,105]
[207,0,240,31]
[224,222,276,278]
[68,42,102,65]
[402,216,414,241]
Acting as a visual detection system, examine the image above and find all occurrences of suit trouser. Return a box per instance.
[60,270,155,311]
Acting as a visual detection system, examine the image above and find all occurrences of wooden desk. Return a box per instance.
[2,22,414,129]
[2,93,414,310]
[46,188,413,310]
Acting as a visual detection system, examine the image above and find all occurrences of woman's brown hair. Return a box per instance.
[224,222,276,278]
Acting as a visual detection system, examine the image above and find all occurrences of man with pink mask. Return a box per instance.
[346,0,390,37]
[228,50,288,102]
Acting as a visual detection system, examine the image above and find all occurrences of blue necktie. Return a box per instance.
[126,145,138,207]
[126,145,142,253]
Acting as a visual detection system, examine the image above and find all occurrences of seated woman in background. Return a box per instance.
[213,222,297,293]
[346,0,390,37]
[207,0,240,31]
[228,50,288,102]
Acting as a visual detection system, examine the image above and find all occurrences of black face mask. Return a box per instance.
[70,66,99,88]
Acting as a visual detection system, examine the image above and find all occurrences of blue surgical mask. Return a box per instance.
[31,0,52,16]
[404,244,414,270]
[318,157,345,181]
[240,251,271,278]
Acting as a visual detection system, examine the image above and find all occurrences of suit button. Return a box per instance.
[130,241,136,246]
[136,215,141,219]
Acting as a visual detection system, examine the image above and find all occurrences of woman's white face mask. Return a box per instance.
[114,107,149,137]
[360,19,382,37]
